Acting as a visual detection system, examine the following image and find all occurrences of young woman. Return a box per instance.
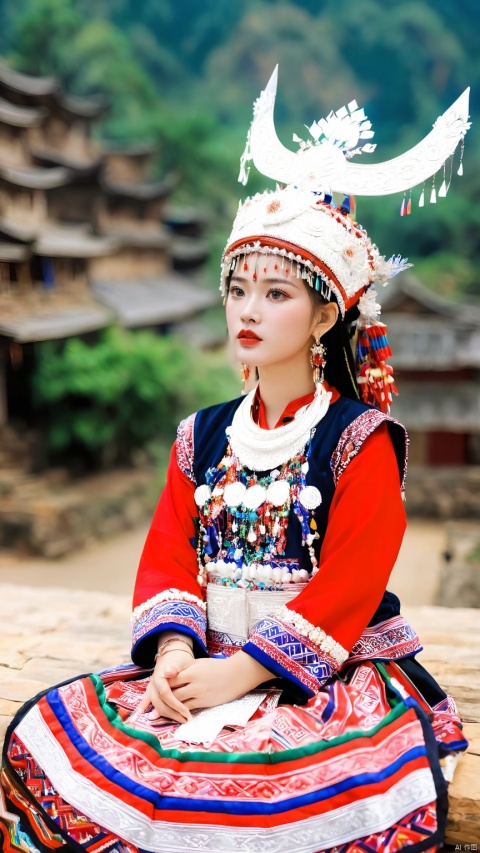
[1,71,470,853]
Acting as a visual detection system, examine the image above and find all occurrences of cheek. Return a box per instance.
[225,297,238,333]
[273,301,313,338]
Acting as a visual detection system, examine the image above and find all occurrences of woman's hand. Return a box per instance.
[169,652,274,711]
[135,649,194,724]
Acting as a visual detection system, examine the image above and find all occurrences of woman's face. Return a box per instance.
[226,253,336,372]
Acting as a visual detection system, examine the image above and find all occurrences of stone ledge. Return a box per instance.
[0,467,156,558]
[0,587,478,843]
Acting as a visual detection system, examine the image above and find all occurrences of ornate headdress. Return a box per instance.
[221,66,470,411]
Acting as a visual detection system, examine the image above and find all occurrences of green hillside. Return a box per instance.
[1,0,479,298]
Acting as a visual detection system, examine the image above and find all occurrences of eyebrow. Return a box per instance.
[230,275,301,289]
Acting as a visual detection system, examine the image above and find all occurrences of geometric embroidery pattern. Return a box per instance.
[176,412,196,483]
[246,616,334,694]
[331,409,408,495]
[5,736,140,852]
[131,599,206,648]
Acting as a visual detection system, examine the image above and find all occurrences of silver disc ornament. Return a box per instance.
[298,485,322,510]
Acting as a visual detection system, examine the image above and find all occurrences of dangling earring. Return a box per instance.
[241,363,250,393]
[310,338,326,387]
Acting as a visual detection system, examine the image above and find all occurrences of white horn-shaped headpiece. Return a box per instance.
[225,66,471,341]
[239,64,470,196]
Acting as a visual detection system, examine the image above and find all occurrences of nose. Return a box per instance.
[240,293,261,324]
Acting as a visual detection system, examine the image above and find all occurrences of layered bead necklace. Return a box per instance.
[194,386,330,590]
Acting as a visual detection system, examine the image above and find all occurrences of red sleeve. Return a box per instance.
[133,442,200,609]
[130,442,207,667]
[243,423,406,698]
[294,421,406,650]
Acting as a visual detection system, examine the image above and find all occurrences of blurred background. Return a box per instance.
[0,0,478,607]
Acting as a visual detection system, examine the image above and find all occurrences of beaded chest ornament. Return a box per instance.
[194,388,330,590]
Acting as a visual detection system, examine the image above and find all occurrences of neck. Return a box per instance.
[256,354,314,429]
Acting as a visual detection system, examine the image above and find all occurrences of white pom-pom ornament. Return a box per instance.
[266,479,290,507]
[243,484,267,510]
[194,484,211,507]
[224,482,247,507]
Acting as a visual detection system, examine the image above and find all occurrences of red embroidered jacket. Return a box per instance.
[131,388,408,697]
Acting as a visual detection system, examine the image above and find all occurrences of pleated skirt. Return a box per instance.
[0,659,467,853]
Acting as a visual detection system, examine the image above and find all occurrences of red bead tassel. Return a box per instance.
[356,321,398,413]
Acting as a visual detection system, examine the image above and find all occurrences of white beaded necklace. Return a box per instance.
[226,384,331,471]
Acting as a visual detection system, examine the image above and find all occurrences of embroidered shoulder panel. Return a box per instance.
[331,409,408,494]
[176,412,196,483]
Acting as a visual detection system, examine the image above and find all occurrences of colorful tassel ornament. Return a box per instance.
[356,322,398,413]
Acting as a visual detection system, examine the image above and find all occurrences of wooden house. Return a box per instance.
[92,143,214,327]
[0,62,215,430]
[379,274,480,466]
[0,62,106,168]
[95,152,174,280]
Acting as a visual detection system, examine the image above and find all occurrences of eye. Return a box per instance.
[267,288,289,301]
[229,285,245,298]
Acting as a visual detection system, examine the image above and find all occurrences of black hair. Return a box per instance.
[308,288,360,401]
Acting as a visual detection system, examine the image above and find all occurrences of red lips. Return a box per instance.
[238,329,262,341]
[238,329,262,347]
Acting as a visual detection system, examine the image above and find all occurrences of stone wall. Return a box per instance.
[406,464,480,518]
[0,467,157,558]
[435,522,480,608]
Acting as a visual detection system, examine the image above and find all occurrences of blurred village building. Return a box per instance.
[0,62,217,557]
[379,274,480,518]
[0,61,214,428]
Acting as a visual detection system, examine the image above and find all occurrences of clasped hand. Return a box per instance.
[136,648,273,724]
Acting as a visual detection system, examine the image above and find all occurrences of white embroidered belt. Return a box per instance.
[206,583,422,662]
[206,582,306,643]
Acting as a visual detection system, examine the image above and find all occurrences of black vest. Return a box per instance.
[192,394,407,626]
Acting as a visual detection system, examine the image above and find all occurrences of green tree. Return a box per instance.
[34,328,237,471]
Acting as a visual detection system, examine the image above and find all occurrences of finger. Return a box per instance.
[152,697,192,724]
[136,691,153,714]
[171,685,195,704]
[166,672,190,688]
[147,698,192,725]
[152,679,192,721]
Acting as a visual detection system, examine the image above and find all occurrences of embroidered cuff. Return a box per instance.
[276,605,349,666]
[131,588,207,667]
[243,615,341,700]
[349,615,422,663]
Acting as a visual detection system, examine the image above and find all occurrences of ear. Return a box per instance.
[312,302,339,339]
